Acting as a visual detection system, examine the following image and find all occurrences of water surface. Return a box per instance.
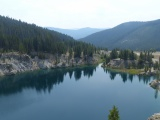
[0,64,159,120]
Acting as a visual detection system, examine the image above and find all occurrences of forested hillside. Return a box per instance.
[80,19,160,50]
[0,16,95,57]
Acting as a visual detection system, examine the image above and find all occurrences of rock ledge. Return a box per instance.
[148,113,160,120]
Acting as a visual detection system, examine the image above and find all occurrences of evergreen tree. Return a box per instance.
[119,50,124,59]
[69,48,73,59]
[0,15,96,58]
[108,106,120,120]
[110,49,118,59]
[153,61,159,70]
[105,55,110,64]
[129,51,135,60]
[139,52,144,60]
[123,50,129,60]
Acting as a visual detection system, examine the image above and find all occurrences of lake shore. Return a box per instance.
[0,52,99,77]
[102,65,159,76]
[102,58,158,76]
[102,66,142,75]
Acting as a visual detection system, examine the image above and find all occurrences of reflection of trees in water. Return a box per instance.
[120,73,127,83]
[104,70,116,80]
[74,68,82,80]
[110,72,117,80]
[155,90,158,99]
[150,75,160,99]
[68,70,73,79]
[150,86,160,99]
[150,83,160,99]
[138,75,152,84]
[0,65,97,96]
[104,68,153,84]
[83,66,96,78]
[128,74,133,82]
[105,68,158,99]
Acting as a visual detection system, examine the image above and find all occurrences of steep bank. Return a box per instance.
[0,52,99,76]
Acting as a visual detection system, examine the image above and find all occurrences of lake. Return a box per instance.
[0,64,159,120]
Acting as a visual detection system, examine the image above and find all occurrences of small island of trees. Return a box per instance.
[102,48,160,75]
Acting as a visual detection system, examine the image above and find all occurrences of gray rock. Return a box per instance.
[0,52,98,76]
[148,113,160,120]
[150,80,160,89]
[0,70,4,76]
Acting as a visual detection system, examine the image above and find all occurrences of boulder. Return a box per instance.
[149,80,160,89]
[148,113,160,120]
[0,70,4,76]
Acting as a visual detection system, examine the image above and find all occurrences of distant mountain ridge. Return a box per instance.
[80,19,160,50]
[47,27,105,39]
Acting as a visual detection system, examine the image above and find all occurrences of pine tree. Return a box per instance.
[0,15,96,56]
[110,49,118,59]
[108,106,120,120]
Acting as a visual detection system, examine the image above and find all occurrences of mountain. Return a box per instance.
[47,27,104,39]
[0,15,95,56]
[80,19,160,50]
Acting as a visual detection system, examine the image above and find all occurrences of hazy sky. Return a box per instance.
[0,0,160,28]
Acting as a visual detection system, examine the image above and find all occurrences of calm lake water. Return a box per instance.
[0,64,160,120]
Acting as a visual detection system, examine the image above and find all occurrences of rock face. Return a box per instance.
[149,80,160,90]
[148,113,160,120]
[0,52,37,75]
[0,52,98,76]
[107,59,136,68]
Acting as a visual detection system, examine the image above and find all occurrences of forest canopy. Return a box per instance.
[0,15,96,57]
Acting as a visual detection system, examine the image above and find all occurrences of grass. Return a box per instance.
[105,67,143,75]
[123,69,142,74]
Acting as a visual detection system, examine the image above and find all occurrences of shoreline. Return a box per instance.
[0,52,100,77]
[0,62,99,77]
[104,67,141,75]
[101,63,142,75]
[0,63,99,79]
[102,65,157,76]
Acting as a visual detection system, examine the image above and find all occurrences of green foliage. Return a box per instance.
[137,50,153,69]
[0,15,96,58]
[19,43,26,53]
[144,65,149,73]
[69,48,73,59]
[153,61,159,70]
[105,55,110,64]
[137,59,144,69]
[110,49,118,59]
[108,106,120,120]
[119,49,136,60]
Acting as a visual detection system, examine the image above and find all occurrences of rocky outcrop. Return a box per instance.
[107,59,137,68]
[148,113,160,120]
[0,52,98,76]
[0,53,37,75]
[149,80,160,90]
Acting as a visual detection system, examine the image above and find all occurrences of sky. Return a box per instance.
[0,0,160,29]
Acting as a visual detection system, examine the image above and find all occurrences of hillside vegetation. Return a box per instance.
[0,16,95,57]
[80,19,160,50]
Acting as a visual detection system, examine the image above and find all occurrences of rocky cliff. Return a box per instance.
[0,52,98,76]
[148,113,160,120]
